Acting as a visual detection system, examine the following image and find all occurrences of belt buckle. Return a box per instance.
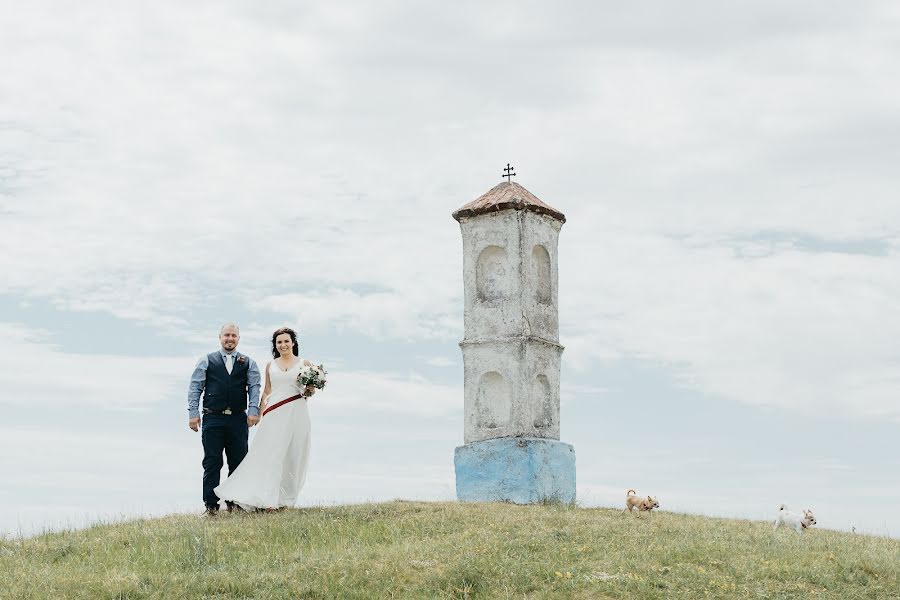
[223,408,232,415]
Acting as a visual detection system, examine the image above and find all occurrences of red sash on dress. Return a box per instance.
[262,393,304,417]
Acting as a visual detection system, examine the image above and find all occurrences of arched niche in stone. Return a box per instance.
[531,245,552,305]
[476,245,510,303]
[476,371,511,429]
[532,374,553,429]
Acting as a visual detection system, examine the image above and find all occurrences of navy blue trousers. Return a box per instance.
[201,413,249,509]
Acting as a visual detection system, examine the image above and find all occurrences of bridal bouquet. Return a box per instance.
[297,363,327,396]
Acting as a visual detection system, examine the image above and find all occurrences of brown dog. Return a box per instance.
[623,489,660,517]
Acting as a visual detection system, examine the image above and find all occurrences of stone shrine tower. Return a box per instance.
[452,179,576,504]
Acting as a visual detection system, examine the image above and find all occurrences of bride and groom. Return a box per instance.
[187,323,319,516]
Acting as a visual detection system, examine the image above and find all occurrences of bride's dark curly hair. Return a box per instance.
[271,327,299,358]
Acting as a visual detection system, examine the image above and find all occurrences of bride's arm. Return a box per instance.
[260,361,272,412]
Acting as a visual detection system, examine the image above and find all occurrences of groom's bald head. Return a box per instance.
[219,323,240,335]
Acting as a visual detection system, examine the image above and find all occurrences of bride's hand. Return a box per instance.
[304,385,316,397]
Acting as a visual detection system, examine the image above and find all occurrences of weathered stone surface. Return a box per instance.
[455,437,576,504]
[460,338,562,443]
[455,188,564,443]
[457,210,562,343]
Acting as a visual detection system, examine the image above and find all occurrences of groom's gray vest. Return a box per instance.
[203,352,250,413]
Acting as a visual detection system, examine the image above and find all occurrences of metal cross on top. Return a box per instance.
[502,163,516,182]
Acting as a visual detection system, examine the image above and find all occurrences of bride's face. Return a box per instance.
[275,333,294,357]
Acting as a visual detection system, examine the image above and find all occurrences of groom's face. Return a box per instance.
[219,326,240,352]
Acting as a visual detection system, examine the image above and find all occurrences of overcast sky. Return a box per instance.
[2,1,899,538]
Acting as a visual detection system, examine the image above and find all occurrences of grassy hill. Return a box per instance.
[2,501,898,599]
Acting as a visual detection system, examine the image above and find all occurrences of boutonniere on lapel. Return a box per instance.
[236,356,247,364]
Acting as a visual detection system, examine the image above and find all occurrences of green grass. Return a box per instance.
[2,501,898,599]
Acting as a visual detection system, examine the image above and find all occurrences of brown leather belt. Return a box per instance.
[202,408,243,416]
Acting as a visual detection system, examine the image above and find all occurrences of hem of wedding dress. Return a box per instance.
[221,496,299,512]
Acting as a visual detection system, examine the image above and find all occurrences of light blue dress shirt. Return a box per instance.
[187,349,261,419]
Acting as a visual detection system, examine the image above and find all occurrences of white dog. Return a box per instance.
[773,504,816,533]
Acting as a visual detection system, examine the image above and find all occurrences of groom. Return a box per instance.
[187,323,261,516]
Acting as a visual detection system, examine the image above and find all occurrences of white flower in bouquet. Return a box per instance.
[297,363,327,396]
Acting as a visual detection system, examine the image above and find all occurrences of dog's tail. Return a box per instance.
[627,489,636,496]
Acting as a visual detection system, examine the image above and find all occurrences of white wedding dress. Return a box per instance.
[215,359,311,510]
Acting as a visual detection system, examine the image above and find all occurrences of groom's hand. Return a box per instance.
[247,415,260,427]
[188,417,200,432]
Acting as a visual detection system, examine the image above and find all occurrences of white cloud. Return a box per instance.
[2,0,900,424]
[0,323,186,411]
[0,425,198,537]
[420,355,457,368]
[254,289,460,341]
[318,369,460,418]
[561,229,900,418]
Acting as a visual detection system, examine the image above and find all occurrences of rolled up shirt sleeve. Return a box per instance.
[188,355,208,419]
[247,358,261,416]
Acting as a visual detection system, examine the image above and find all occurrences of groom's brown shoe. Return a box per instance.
[202,506,219,518]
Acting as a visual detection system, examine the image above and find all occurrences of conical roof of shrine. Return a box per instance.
[452,181,566,223]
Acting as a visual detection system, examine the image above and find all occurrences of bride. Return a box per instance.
[215,326,314,511]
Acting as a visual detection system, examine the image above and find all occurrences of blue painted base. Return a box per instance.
[455,437,576,504]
